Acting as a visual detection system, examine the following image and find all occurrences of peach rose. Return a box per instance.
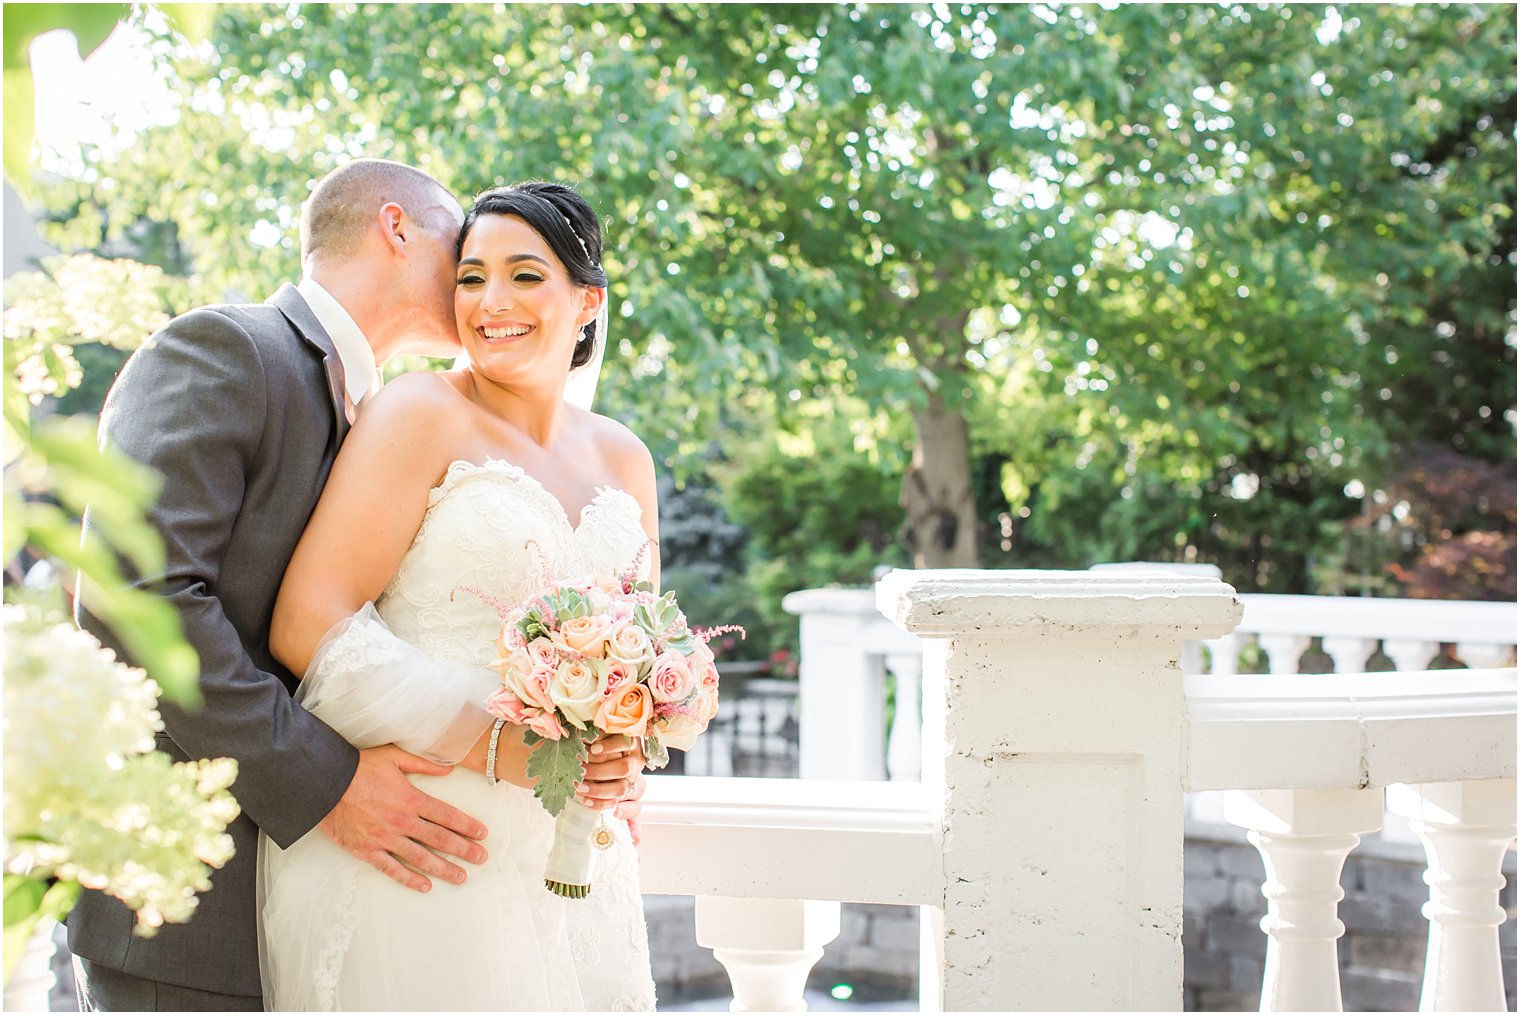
[604,620,654,671]
[556,614,612,658]
[596,682,653,738]
[526,638,560,669]
[648,650,696,704]
[550,657,606,727]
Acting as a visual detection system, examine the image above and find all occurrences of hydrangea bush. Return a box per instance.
[2,603,238,974]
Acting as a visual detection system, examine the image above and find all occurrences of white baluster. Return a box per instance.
[1320,635,1376,674]
[1455,642,1515,669]
[1384,639,1440,672]
[884,651,923,781]
[1258,633,1312,674]
[1225,787,1384,1012]
[1206,633,1242,675]
[695,896,840,1013]
[1387,779,1517,1012]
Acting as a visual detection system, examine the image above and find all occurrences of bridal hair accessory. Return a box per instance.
[465,565,740,899]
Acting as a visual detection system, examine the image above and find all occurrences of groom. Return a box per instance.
[71,159,643,1011]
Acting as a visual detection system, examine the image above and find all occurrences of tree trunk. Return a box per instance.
[901,384,981,569]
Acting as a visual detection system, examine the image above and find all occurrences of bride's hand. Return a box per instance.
[578,734,644,812]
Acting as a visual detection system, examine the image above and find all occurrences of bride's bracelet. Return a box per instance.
[485,718,507,786]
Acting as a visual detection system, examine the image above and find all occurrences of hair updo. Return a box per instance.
[457,182,608,370]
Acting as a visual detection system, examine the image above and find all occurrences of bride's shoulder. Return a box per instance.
[361,371,470,430]
[583,411,654,474]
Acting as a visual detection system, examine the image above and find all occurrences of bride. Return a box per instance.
[259,182,659,1011]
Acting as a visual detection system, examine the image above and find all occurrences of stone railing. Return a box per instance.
[644,571,1516,1011]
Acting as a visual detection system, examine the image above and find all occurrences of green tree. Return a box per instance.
[47,3,1517,590]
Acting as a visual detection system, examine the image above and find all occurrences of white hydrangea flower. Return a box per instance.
[3,603,239,935]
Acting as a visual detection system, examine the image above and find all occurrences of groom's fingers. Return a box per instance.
[321,745,489,893]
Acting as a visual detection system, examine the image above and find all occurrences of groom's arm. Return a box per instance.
[78,309,357,848]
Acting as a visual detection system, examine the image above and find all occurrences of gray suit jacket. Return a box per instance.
[70,284,360,998]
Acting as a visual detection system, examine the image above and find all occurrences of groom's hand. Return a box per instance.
[320,744,490,893]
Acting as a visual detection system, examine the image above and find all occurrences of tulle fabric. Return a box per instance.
[294,603,498,764]
[258,459,656,1011]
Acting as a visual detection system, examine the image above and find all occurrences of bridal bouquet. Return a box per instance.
[475,573,733,899]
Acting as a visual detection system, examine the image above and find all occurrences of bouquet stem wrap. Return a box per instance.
[543,798,601,899]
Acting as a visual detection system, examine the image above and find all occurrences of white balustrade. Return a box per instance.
[648,575,1516,1012]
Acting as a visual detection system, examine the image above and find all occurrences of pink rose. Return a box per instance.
[525,708,565,741]
[517,664,558,714]
[486,688,535,725]
[601,660,636,696]
[596,682,653,738]
[648,650,696,704]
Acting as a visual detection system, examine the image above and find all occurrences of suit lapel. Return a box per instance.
[269,283,350,443]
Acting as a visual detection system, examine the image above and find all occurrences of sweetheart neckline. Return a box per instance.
[432,457,639,533]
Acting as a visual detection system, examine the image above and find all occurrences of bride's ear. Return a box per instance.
[576,286,605,327]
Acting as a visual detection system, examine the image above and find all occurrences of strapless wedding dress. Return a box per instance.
[258,459,657,1011]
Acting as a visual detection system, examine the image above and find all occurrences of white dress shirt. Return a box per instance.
[296,276,379,407]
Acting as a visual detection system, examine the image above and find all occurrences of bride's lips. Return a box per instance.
[476,321,534,344]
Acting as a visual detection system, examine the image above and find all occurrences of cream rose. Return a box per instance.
[604,621,654,671]
[655,709,705,751]
[596,682,653,738]
[648,650,696,704]
[549,657,605,727]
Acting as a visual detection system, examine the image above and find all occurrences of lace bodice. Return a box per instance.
[377,458,651,666]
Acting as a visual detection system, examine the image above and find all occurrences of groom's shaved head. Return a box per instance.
[301,159,461,262]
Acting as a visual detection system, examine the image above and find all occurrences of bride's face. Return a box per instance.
[454,213,600,388]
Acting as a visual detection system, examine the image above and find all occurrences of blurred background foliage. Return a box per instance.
[7,2,1515,664]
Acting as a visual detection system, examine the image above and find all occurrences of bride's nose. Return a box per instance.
[479,277,515,314]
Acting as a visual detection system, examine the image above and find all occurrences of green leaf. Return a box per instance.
[2,876,78,982]
[525,732,589,817]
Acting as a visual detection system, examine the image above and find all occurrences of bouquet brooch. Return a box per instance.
[474,568,735,899]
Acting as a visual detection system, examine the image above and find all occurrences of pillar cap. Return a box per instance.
[876,568,1243,639]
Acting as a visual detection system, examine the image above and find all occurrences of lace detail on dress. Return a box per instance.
[310,868,358,1011]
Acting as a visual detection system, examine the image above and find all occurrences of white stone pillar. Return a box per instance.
[1384,638,1440,672]
[1321,635,1377,674]
[695,896,841,1013]
[1225,787,1385,1012]
[1387,778,1517,1013]
[784,589,888,780]
[878,569,1242,1012]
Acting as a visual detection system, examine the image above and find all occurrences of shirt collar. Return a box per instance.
[296,276,378,405]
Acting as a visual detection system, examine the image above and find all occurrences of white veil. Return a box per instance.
[561,296,608,411]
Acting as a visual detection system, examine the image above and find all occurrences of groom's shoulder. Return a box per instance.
[148,295,310,366]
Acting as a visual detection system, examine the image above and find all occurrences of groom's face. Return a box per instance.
[408,201,467,356]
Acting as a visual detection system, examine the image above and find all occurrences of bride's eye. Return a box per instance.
[456,274,484,287]
[514,273,544,284]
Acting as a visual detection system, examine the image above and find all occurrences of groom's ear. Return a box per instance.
[377,202,408,254]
